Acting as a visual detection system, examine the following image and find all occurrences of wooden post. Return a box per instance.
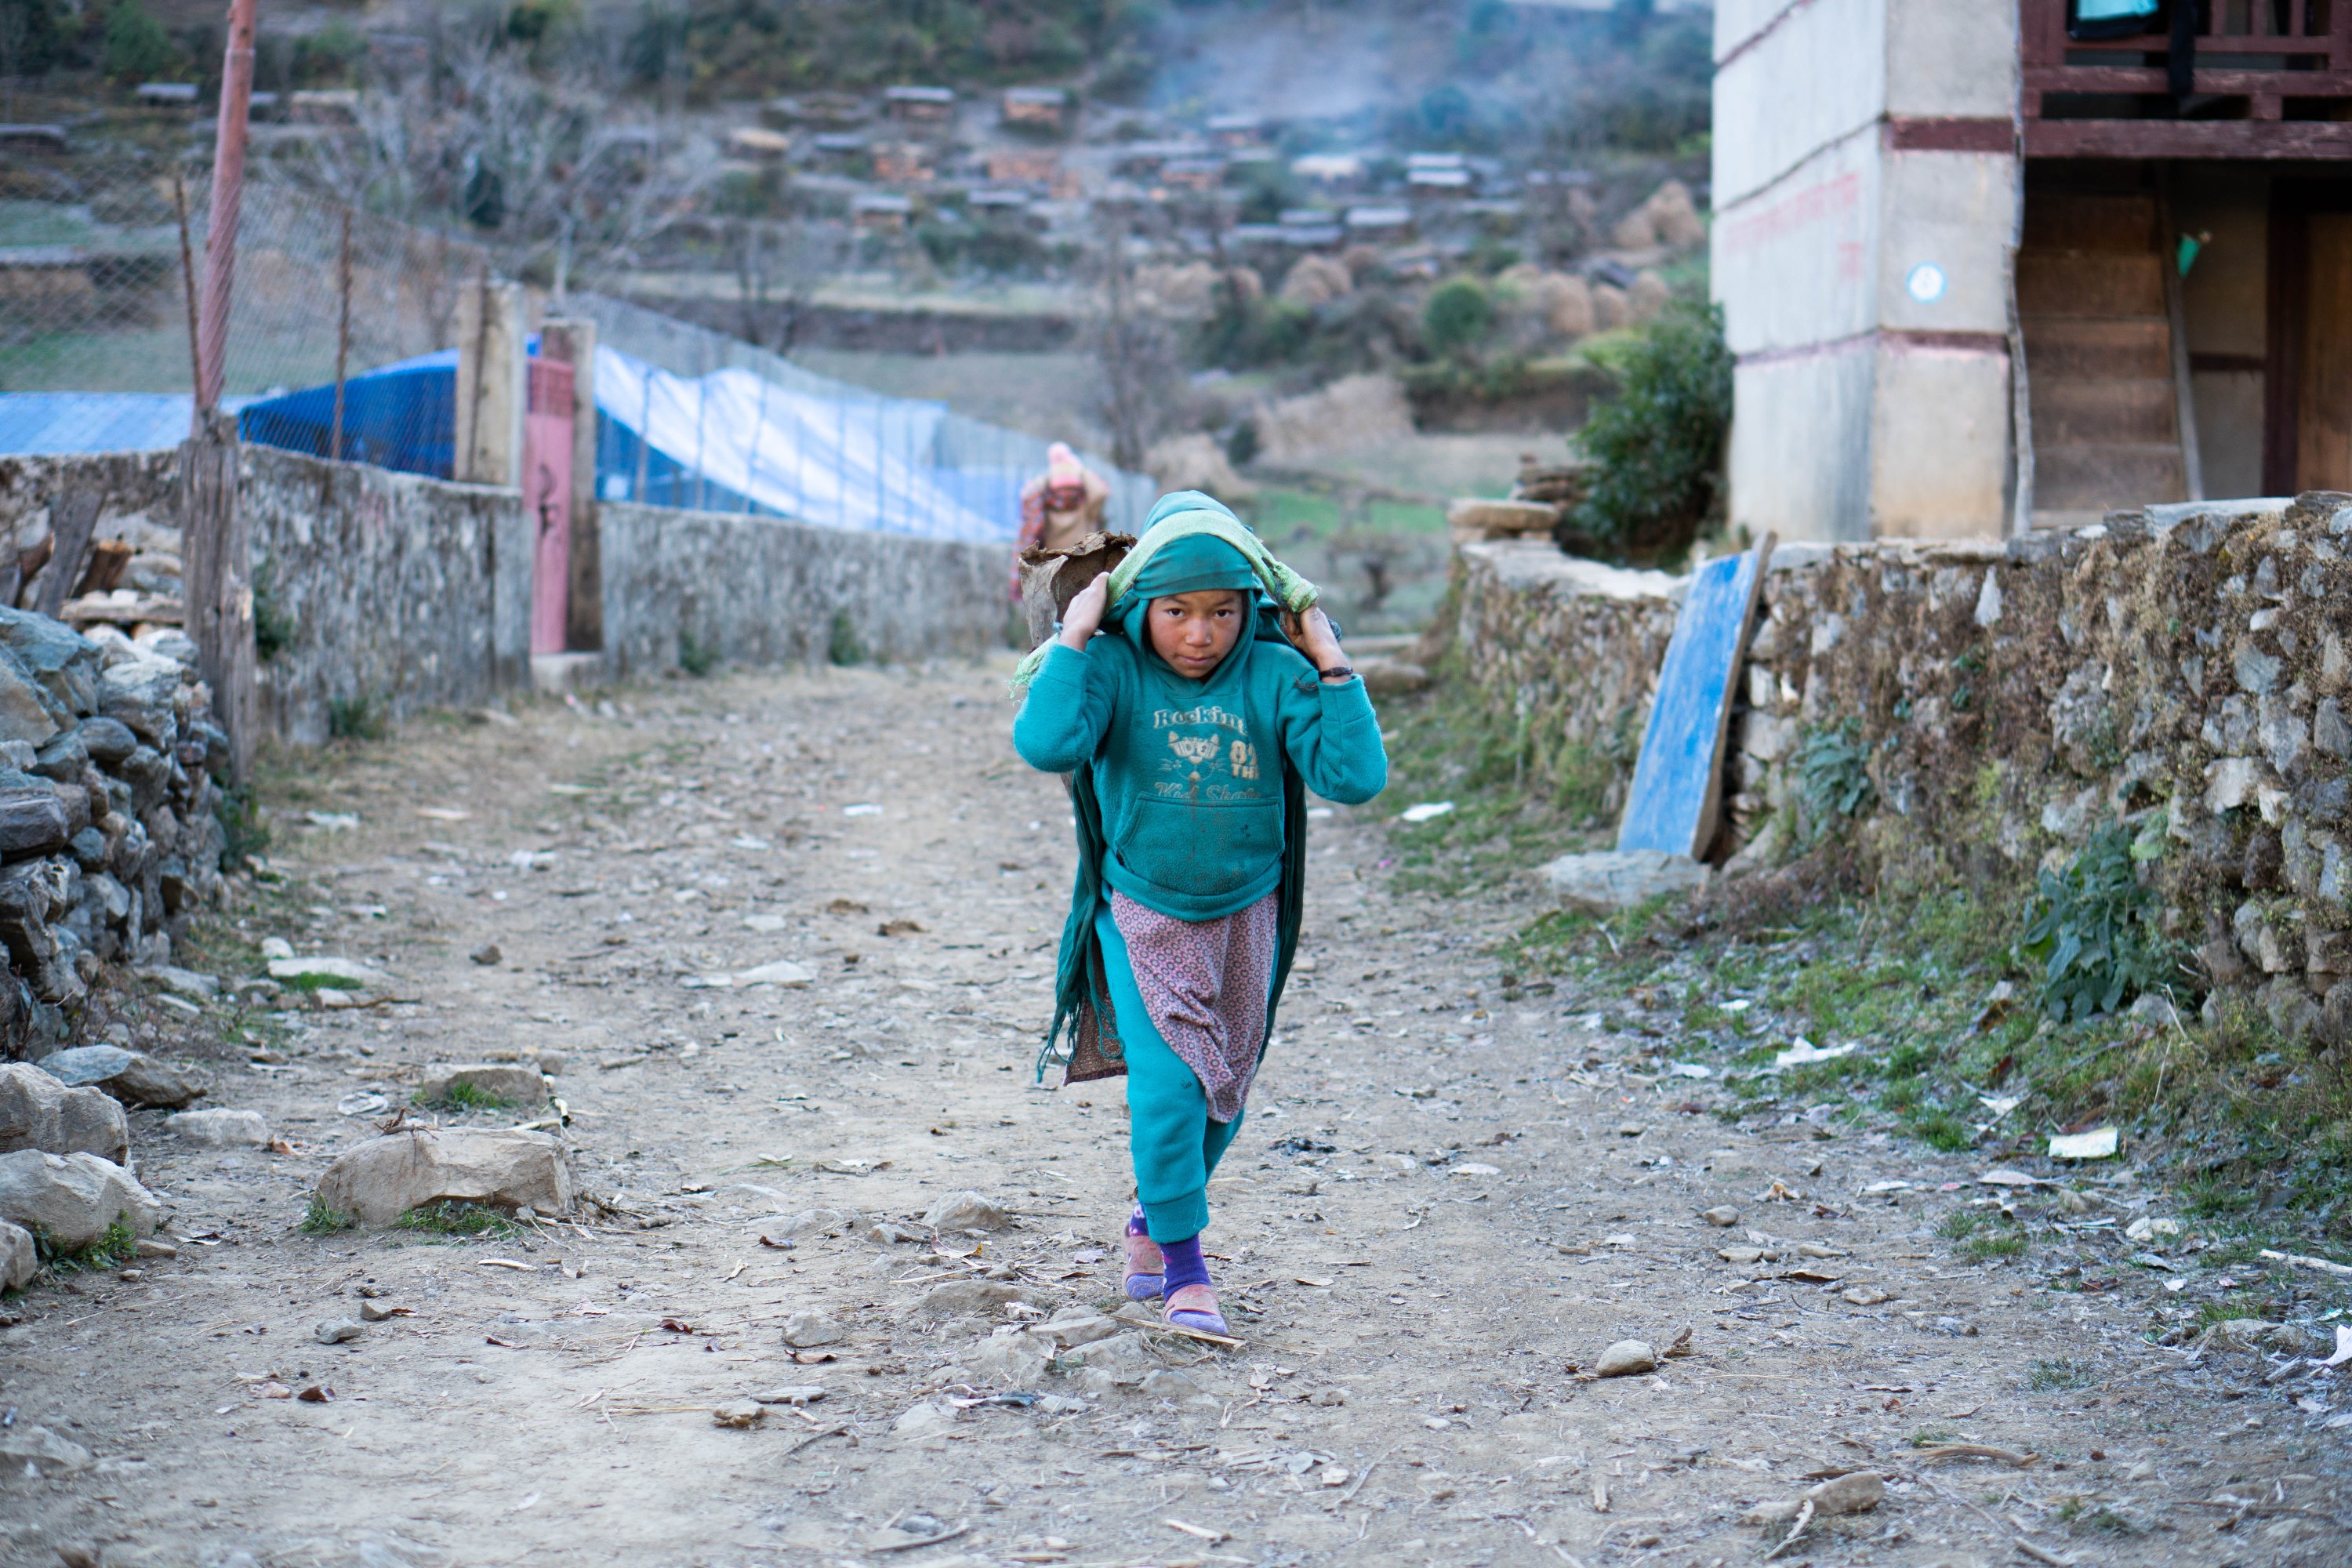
[331,208,352,463]
[539,318,604,652]
[34,490,102,620]
[195,0,259,414]
[453,277,526,486]
[180,419,257,785]
[172,172,205,428]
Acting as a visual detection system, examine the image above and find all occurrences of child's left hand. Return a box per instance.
[1283,606,1345,673]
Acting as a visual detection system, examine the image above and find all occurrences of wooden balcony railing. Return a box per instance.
[2022,0,2352,157]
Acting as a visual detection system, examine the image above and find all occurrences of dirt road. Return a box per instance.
[0,662,2343,1568]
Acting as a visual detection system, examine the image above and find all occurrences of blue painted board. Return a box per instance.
[1616,535,1775,858]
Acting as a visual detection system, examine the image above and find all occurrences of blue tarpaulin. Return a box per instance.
[3,341,1053,542]
[234,348,456,477]
[0,393,198,455]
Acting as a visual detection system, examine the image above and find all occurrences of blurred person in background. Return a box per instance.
[1013,441,1110,595]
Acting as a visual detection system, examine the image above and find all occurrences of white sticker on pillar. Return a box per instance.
[1904,262,1948,304]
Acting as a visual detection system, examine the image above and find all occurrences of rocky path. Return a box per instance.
[0,662,2344,1568]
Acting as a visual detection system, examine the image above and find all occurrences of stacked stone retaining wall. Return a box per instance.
[1446,494,2352,1037]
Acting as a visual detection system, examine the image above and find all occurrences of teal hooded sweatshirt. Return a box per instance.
[1012,498,1388,922]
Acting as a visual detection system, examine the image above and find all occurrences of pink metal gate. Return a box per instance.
[524,357,575,655]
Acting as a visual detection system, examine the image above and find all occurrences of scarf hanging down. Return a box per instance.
[1111,889,1278,1123]
[1029,492,1315,1088]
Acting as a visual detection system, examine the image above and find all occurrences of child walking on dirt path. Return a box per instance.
[1010,492,1387,1336]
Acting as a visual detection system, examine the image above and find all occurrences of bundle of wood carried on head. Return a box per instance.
[1017,530,1136,649]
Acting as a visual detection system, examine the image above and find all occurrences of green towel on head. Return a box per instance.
[1007,492,1317,695]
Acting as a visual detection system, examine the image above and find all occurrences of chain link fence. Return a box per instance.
[2,153,1148,535]
[2,155,495,459]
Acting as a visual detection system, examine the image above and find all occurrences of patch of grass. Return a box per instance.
[1374,684,1621,899]
[416,1080,509,1112]
[1907,1109,1977,1152]
[393,1200,517,1240]
[2180,1173,2256,1218]
[2024,1357,2098,1392]
[301,1195,359,1236]
[1956,1230,2027,1264]
[327,693,388,742]
[1413,734,2352,1254]
[278,971,364,994]
[39,1218,136,1273]
[2194,1291,2274,1330]
[1908,1428,1960,1447]
[1936,1210,1986,1241]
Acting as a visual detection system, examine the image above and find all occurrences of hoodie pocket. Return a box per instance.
[1114,794,1282,901]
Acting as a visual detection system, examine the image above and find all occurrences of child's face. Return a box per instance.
[1146,590,1247,680]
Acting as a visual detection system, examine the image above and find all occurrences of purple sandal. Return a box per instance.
[1123,1207,1163,1301]
[1163,1283,1229,1338]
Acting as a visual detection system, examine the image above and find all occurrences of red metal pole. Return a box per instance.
[195,0,259,417]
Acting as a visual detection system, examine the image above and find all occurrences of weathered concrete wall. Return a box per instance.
[597,502,1009,678]
[1450,497,2352,1037]
[241,446,532,746]
[1712,0,2019,543]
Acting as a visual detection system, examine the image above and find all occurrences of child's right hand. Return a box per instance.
[1058,573,1110,650]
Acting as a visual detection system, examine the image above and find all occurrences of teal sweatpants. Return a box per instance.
[1095,900,1247,1243]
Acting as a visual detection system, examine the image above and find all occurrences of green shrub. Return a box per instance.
[251,558,293,661]
[328,694,387,741]
[1421,277,1494,356]
[1798,720,1875,842]
[1194,294,1314,370]
[679,631,719,677]
[2020,821,2176,1022]
[1566,300,1733,561]
[103,0,180,83]
[826,611,865,667]
[218,782,270,865]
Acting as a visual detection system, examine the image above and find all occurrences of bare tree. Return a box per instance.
[728,216,851,351]
[270,26,715,303]
[1085,223,1180,471]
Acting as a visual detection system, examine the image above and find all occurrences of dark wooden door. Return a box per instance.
[2299,214,2352,492]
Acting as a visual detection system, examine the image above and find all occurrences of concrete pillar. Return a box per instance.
[1711,0,2020,542]
[453,280,526,487]
[539,318,603,652]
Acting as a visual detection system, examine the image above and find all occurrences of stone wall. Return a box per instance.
[0,452,184,541]
[2,451,1014,748]
[1446,494,2352,1036]
[597,500,1009,678]
[241,445,533,745]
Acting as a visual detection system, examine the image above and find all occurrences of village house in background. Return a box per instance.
[1715,0,2352,541]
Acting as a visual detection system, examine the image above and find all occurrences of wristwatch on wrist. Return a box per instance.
[1318,665,1355,682]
